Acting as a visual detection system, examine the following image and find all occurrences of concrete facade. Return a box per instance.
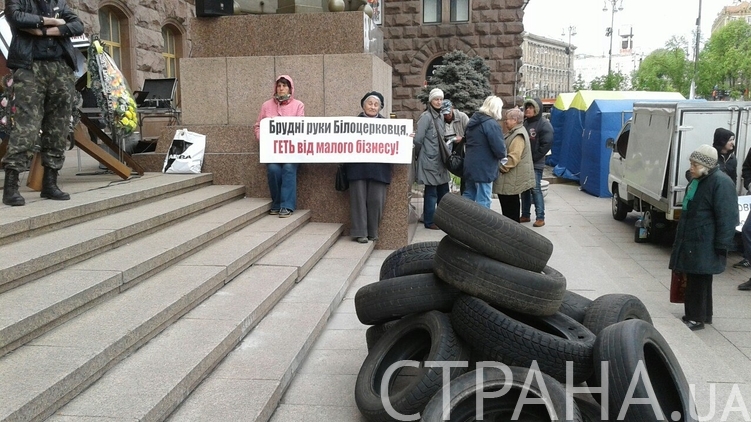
[381,0,525,121]
[132,12,412,250]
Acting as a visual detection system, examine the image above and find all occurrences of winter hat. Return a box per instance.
[713,128,735,149]
[428,88,444,102]
[360,91,384,110]
[689,144,718,168]
[440,99,453,115]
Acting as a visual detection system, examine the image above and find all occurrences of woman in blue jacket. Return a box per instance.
[461,96,507,208]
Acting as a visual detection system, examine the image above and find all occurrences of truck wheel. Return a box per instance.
[644,209,667,243]
[612,188,628,220]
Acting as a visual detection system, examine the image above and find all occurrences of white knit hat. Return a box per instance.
[428,88,444,102]
[689,144,718,168]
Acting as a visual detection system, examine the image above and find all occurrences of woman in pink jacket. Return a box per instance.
[254,75,305,217]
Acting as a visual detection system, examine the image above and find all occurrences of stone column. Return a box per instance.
[276,0,323,13]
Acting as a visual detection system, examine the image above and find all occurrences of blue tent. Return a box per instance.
[579,100,635,197]
[550,91,685,181]
[546,93,575,168]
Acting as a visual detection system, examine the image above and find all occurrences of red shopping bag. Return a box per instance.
[670,271,687,303]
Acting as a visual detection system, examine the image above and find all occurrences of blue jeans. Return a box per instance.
[267,163,298,211]
[424,183,449,227]
[521,168,545,220]
[462,181,493,208]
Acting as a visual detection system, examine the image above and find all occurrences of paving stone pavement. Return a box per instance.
[275,181,751,422]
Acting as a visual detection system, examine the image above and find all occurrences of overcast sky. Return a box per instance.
[523,0,737,57]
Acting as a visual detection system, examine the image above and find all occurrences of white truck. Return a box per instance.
[607,100,751,242]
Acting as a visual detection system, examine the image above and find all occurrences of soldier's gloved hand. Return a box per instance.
[715,248,728,258]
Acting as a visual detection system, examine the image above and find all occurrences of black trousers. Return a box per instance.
[684,273,713,323]
[498,194,521,222]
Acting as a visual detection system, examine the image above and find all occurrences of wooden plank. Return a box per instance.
[79,115,144,175]
[72,123,131,179]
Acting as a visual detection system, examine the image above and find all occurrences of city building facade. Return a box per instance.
[0,0,528,122]
[519,32,574,101]
[381,0,525,120]
[711,1,751,34]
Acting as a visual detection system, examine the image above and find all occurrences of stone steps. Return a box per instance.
[46,223,347,422]
[0,171,374,422]
[166,238,372,422]
[0,173,213,246]
[0,202,308,357]
[0,184,247,293]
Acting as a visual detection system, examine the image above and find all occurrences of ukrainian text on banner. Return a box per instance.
[259,116,413,164]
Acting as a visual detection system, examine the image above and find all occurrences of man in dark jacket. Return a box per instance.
[669,144,738,330]
[713,127,737,183]
[520,98,553,227]
[1,0,84,206]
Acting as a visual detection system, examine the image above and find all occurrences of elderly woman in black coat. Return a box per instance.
[345,91,392,243]
[669,144,738,331]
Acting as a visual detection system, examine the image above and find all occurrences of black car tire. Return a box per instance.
[434,236,565,317]
[592,319,697,421]
[583,293,652,336]
[419,366,582,422]
[379,241,439,280]
[450,295,595,384]
[355,311,471,422]
[558,290,593,324]
[434,194,553,272]
[354,273,461,325]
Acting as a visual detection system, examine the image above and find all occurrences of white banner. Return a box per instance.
[738,195,751,232]
[259,116,413,164]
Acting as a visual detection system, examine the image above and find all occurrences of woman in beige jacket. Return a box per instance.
[493,108,535,222]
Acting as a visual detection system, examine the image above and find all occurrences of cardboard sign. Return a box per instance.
[259,116,413,164]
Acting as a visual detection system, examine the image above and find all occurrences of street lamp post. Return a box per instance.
[689,0,702,99]
[604,0,624,76]
[562,26,576,91]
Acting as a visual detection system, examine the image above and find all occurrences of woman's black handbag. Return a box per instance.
[335,164,349,191]
[439,137,464,177]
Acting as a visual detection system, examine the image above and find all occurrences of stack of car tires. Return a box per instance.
[353,194,697,422]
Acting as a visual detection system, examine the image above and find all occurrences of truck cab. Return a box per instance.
[607,119,632,220]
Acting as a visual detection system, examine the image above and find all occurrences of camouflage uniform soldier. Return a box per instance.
[2,0,84,206]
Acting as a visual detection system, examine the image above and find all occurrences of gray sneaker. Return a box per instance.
[279,208,292,218]
[734,259,750,269]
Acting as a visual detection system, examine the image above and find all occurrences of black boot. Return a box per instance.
[3,168,25,206]
[40,166,70,200]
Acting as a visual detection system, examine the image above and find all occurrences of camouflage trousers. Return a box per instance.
[1,60,75,172]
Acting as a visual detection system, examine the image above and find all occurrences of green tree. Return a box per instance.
[697,19,751,99]
[631,36,691,96]
[589,71,629,91]
[417,50,492,115]
[572,73,586,91]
